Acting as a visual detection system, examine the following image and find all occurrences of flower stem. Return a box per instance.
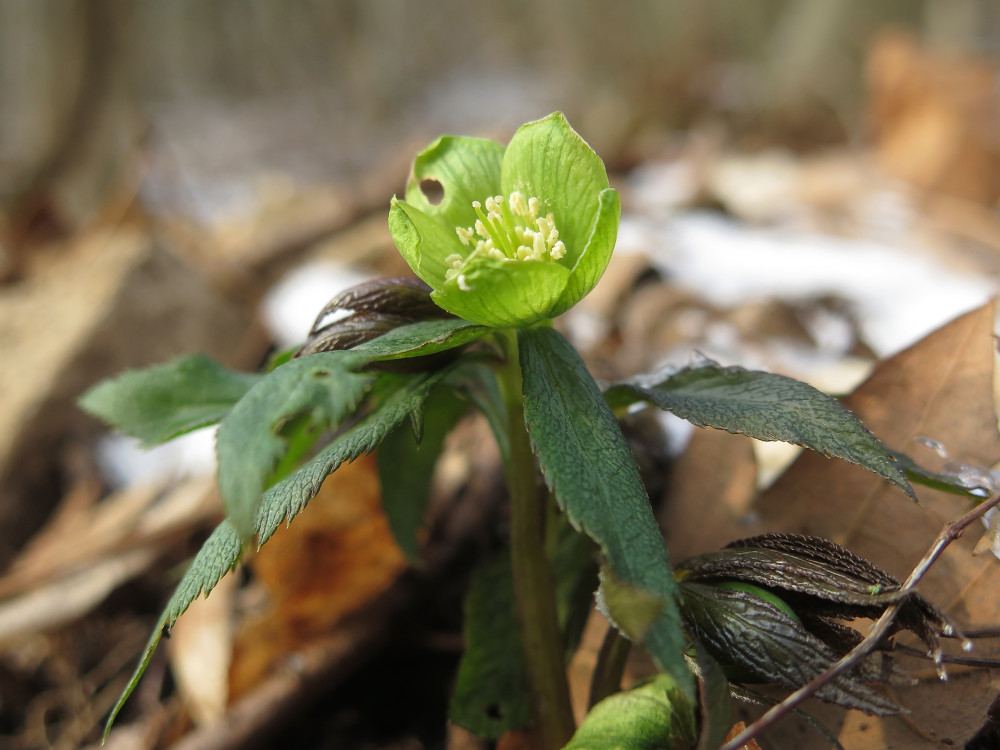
[497,330,576,750]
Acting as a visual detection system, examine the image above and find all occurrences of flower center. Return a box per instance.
[446,192,566,291]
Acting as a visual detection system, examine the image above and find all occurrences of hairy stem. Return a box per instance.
[497,330,576,750]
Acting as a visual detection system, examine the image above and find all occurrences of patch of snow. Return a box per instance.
[620,210,994,358]
[260,261,374,348]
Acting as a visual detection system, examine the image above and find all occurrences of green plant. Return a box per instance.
[83,112,987,749]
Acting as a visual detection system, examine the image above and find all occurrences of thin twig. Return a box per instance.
[720,492,1000,750]
[894,643,1000,670]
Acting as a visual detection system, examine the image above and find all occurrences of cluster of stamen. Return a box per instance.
[446,191,566,291]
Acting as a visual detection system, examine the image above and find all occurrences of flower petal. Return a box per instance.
[430,256,570,328]
[550,187,620,317]
[389,198,464,290]
[500,112,610,270]
[405,135,505,233]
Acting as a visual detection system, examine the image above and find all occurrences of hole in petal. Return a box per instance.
[419,178,444,206]
[484,703,503,720]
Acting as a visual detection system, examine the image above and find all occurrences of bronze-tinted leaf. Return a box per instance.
[680,581,904,716]
[308,276,449,329]
[677,533,959,663]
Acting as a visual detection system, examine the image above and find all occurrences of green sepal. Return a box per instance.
[431,256,570,329]
[389,197,464,292]
[388,112,619,327]
[404,135,505,243]
[500,112,610,271]
[79,354,261,447]
[551,187,620,318]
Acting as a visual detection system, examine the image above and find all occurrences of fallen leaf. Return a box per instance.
[724,720,763,750]
[228,454,408,698]
[169,569,237,726]
[753,302,1000,747]
[660,427,758,562]
[867,31,1000,205]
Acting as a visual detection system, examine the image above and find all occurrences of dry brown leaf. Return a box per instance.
[0,477,219,600]
[228,455,407,698]
[661,427,758,562]
[169,570,237,727]
[752,302,1000,747]
[0,477,220,647]
[567,609,609,724]
[724,720,763,750]
[867,31,1000,206]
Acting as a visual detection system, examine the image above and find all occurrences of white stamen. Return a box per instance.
[450,191,566,291]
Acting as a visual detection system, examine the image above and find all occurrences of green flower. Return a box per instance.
[388,112,621,328]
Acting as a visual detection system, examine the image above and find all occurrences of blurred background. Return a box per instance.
[2,2,1000,748]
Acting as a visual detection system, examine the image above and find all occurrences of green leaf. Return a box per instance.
[564,674,697,750]
[103,520,243,739]
[518,326,694,703]
[353,318,489,361]
[255,369,451,545]
[551,517,601,658]
[79,354,261,447]
[377,387,468,562]
[678,533,955,661]
[450,520,598,739]
[219,320,483,540]
[606,363,915,501]
[449,362,510,463]
[891,449,993,498]
[597,565,667,643]
[108,371,449,737]
[450,553,532,739]
[216,351,375,539]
